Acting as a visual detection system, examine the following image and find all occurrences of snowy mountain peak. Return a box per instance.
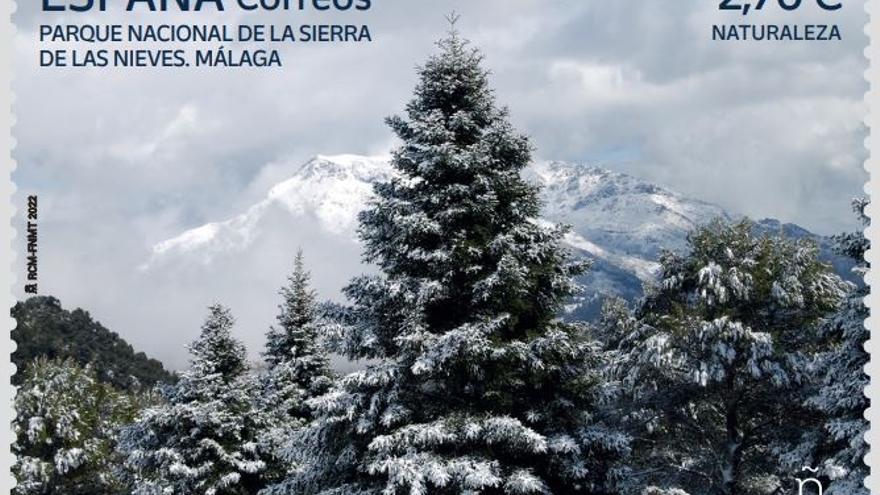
[144,154,728,269]
[264,154,394,229]
[143,155,393,270]
[532,160,663,198]
[138,154,852,323]
[529,160,729,260]
[293,154,394,183]
[141,154,734,315]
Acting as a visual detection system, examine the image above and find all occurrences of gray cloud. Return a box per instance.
[13,0,868,368]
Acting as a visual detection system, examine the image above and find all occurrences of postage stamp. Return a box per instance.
[5,1,874,494]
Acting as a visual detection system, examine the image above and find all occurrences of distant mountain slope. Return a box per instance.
[142,155,856,319]
[142,155,394,268]
[13,296,175,389]
[527,161,733,317]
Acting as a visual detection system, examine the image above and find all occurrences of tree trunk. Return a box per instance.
[722,406,743,495]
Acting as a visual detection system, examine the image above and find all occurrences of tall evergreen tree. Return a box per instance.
[612,220,848,495]
[801,199,869,494]
[260,251,333,481]
[266,23,628,495]
[262,249,333,404]
[13,358,136,495]
[120,305,268,495]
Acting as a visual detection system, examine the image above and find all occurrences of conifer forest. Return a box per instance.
[12,31,869,495]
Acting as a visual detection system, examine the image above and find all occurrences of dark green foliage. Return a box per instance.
[119,305,269,494]
[611,219,849,495]
[272,26,628,495]
[13,357,138,495]
[12,296,174,390]
[801,198,869,495]
[259,251,334,485]
[263,250,333,402]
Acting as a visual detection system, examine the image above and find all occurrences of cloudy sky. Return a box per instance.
[13,1,868,369]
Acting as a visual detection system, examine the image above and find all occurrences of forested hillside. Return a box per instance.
[12,296,174,389]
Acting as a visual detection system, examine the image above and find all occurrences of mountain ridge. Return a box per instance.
[143,155,855,318]
[13,296,176,389]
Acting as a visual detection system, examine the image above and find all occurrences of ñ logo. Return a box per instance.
[795,466,823,495]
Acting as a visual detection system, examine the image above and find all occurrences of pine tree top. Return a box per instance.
[264,249,324,368]
[274,25,620,495]
[277,250,317,332]
[188,304,248,381]
[357,26,582,342]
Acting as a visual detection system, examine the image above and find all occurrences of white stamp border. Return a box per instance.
[864,0,878,493]
[2,0,15,489]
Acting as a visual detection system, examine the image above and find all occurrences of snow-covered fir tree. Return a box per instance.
[594,296,638,352]
[263,250,333,406]
[801,199,869,494]
[611,219,848,495]
[13,357,136,495]
[119,304,268,495]
[265,23,628,495]
[259,251,334,480]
